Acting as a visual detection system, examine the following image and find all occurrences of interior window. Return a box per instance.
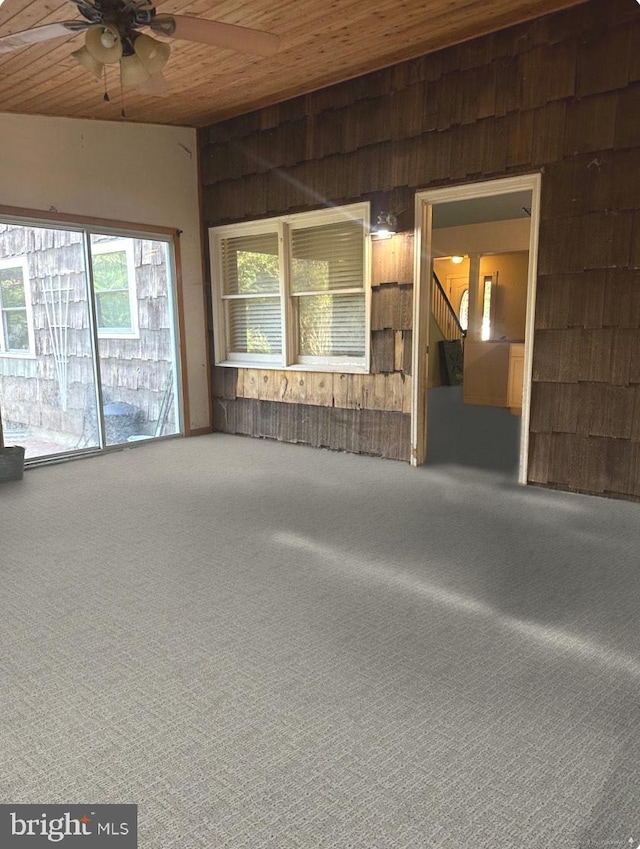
[210,203,370,372]
[458,289,469,333]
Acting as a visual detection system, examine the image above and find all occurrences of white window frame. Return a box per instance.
[0,257,35,358]
[209,203,371,373]
[91,238,139,339]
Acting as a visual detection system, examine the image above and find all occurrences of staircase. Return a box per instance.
[429,272,465,386]
[431,272,464,342]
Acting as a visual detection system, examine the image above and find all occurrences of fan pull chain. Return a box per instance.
[119,73,126,120]
[103,66,110,103]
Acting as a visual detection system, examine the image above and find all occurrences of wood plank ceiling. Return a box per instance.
[0,0,587,127]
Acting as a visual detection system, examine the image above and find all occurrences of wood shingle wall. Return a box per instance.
[210,233,414,461]
[200,0,640,497]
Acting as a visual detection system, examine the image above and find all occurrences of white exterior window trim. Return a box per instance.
[91,237,139,339]
[0,256,36,358]
[209,202,371,374]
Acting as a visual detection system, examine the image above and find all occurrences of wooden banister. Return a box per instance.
[432,272,465,341]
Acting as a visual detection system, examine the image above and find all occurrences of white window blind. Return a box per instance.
[291,218,366,360]
[298,293,366,358]
[222,233,280,296]
[210,204,370,372]
[220,232,281,356]
[291,220,364,293]
[228,298,282,355]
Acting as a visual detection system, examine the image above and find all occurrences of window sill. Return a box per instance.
[98,332,140,340]
[215,360,370,375]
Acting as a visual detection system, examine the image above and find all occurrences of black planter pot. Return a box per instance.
[0,446,25,483]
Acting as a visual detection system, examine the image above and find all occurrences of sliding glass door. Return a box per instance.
[0,219,181,460]
[90,233,180,447]
[0,223,99,458]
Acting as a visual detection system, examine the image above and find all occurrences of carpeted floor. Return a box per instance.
[1,434,640,848]
[426,386,521,474]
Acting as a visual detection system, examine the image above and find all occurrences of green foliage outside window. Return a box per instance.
[219,212,366,363]
[92,250,133,332]
[246,328,273,354]
[0,266,29,352]
[298,293,332,356]
[4,312,29,351]
[236,249,279,294]
[236,250,280,353]
[291,257,332,356]
[0,270,26,307]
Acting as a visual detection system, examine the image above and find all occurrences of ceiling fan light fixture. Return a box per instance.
[133,34,170,74]
[137,71,171,97]
[72,45,104,79]
[85,24,122,64]
[120,53,151,88]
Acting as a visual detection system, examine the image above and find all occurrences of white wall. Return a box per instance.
[0,112,209,431]
[480,252,529,341]
[431,217,530,257]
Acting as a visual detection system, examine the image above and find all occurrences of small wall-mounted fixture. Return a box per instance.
[451,255,465,264]
[371,212,397,240]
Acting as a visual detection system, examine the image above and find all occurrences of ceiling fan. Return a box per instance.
[0,0,280,94]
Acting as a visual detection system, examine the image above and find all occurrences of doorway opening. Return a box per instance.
[411,175,541,482]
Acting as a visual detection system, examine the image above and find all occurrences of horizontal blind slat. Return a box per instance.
[298,293,365,358]
[222,233,280,296]
[228,298,282,354]
[291,220,364,294]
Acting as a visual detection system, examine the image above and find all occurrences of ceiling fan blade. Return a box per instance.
[149,15,280,57]
[65,0,103,25]
[0,20,89,54]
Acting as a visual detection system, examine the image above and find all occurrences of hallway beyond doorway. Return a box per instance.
[426,385,520,474]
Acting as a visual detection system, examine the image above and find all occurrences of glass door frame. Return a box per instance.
[0,207,186,465]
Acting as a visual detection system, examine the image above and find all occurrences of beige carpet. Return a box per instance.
[1,434,639,848]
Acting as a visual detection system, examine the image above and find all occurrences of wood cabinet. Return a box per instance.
[507,343,525,415]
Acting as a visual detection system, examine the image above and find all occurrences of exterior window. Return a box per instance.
[91,239,138,337]
[210,203,370,372]
[0,258,34,356]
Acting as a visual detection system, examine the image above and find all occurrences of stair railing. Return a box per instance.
[432,272,465,341]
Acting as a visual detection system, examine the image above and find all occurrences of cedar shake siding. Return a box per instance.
[200,0,640,499]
